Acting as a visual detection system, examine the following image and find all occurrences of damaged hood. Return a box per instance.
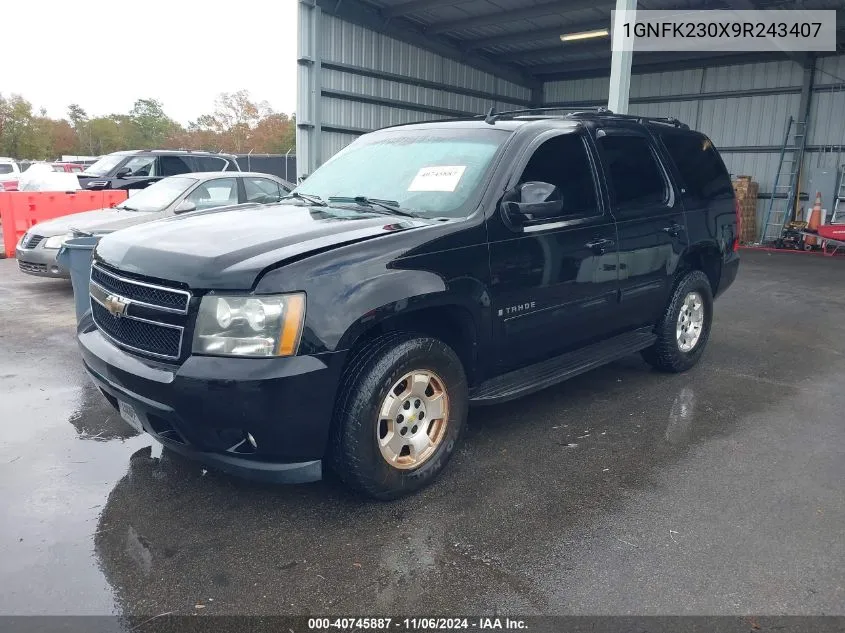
[94,203,431,289]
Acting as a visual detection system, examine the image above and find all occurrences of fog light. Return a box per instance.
[246,432,258,448]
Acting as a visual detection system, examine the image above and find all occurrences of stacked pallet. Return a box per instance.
[733,176,759,243]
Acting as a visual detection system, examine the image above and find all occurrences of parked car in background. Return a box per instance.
[0,157,22,191]
[77,110,740,499]
[77,150,241,192]
[16,171,292,277]
[52,162,85,173]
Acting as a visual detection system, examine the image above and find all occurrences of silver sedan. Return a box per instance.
[16,172,293,278]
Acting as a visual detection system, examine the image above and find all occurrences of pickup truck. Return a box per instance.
[77,109,740,499]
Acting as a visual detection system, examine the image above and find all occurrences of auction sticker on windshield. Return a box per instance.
[408,166,466,192]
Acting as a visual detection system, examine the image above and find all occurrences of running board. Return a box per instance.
[469,328,656,405]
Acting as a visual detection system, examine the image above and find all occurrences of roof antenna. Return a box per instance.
[484,106,497,125]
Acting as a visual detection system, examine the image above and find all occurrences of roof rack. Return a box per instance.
[481,106,609,123]
[481,106,689,129]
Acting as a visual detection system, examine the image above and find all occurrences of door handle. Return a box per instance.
[585,238,615,255]
[662,223,684,237]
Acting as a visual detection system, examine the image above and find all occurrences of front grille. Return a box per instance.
[23,234,44,249]
[91,265,189,312]
[89,265,191,360]
[91,301,183,359]
[18,260,48,273]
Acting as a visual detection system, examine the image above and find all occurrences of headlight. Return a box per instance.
[192,293,306,357]
[43,232,73,249]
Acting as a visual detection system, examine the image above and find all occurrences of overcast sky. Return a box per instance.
[5,0,298,123]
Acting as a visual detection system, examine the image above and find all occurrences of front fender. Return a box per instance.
[255,235,492,356]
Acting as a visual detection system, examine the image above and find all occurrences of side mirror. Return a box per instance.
[173,200,197,214]
[501,181,564,225]
[114,167,132,178]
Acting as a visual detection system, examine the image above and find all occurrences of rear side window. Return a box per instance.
[660,133,733,199]
[596,134,667,208]
[244,177,283,203]
[196,156,228,171]
[159,155,193,177]
[223,159,239,172]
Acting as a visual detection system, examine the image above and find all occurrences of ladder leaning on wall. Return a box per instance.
[832,167,845,224]
[761,115,807,243]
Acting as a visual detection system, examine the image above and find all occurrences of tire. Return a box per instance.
[641,270,713,373]
[330,334,468,500]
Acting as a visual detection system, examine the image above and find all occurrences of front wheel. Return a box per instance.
[642,270,714,373]
[330,335,468,500]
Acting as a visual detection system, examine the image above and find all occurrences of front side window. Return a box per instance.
[81,154,125,176]
[294,128,510,218]
[121,155,157,177]
[0,164,14,175]
[517,133,599,218]
[186,178,239,210]
[596,134,667,209]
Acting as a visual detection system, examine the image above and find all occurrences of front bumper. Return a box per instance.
[78,315,347,483]
[15,244,67,278]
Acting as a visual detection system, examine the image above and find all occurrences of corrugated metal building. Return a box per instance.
[297,0,845,238]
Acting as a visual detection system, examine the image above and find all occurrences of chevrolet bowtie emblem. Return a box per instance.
[104,294,129,318]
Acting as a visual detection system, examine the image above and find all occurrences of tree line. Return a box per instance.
[0,90,296,160]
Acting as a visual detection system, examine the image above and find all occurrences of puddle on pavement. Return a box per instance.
[0,344,152,615]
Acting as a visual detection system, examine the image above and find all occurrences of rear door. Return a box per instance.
[591,126,688,331]
[487,130,620,371]
[243,176,285,203]
[158,155,194,177]
[657,129,737,257]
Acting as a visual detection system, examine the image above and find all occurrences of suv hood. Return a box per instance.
[28,208,160,237]
[94,203,432,289]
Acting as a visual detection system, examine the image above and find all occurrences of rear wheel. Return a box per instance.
[330,334,468,500]
[642,270,713,373]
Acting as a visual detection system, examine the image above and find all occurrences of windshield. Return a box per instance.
[82,154,126,176]
[0,164,14,175]
[115,176,197,212]
[293,128,510,218]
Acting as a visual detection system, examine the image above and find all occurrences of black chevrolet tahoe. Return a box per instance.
[78,110,740,499]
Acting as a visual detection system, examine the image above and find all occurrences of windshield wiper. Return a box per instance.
[328,196,419,218]
[116,205,139,212]
[280,192,327,206]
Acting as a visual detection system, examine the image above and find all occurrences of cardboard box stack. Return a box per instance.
[733,176,759,243]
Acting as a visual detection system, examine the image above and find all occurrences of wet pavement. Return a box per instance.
[0,250,843,617]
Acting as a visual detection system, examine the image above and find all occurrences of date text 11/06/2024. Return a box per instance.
[308,618,528,631]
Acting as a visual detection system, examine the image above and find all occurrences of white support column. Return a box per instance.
[608,0,636,114]
[296,0,322,181]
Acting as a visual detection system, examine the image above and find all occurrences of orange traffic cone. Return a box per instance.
[805,192,822,248]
